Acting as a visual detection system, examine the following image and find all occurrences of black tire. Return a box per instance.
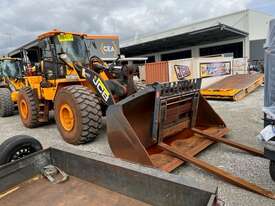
[17,87,40,128]
[0,88,14,117]
[270,160,275,181]
[135,81,147,91]
[0,135,42,165]
[54,85,102,145]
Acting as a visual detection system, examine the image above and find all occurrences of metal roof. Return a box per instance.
[121,24,248,56]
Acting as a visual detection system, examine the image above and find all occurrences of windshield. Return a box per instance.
[54,34,89,66]
[0,60,22,78]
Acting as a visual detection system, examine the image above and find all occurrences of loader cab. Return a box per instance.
[8,42,44,77]
[9,33,90,80]
[40,33,90,80]
[10,32,121,82]
[0,58,23,80]
[40,33,122,80]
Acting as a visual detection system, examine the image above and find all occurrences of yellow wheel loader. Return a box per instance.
[8,30,145,144]
[0,57,25,117]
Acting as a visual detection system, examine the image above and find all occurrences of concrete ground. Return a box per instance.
[0,86,274,205]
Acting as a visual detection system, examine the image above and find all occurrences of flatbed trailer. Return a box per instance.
[201,73,264,101]
[0,147,218,206]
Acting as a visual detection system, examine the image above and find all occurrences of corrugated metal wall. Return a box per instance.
[145,61,169,84]
[250,39,266,61]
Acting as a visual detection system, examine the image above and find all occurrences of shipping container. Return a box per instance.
[145,61,169,84]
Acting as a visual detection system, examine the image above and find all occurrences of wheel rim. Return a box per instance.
[59,104,75,132]
[20,99,28,119]
[10,145,35,162]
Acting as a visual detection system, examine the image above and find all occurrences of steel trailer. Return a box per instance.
[0,147,219,206]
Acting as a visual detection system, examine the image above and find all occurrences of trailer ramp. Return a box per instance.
[201,73,264,101]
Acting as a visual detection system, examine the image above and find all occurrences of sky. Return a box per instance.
[0,0,274,54]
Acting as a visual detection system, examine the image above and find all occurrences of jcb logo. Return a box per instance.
[92,76,110,102]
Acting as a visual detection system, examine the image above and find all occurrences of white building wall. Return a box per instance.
[248,10,273,40]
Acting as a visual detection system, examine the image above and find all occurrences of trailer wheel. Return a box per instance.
[17,87,40,128]
[54,85,102,145]
[0,135,42,165]
[269,160,275,181]
[0,88,14,117]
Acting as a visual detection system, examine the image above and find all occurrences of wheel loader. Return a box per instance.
[0,57,25,117]
[8,30,146,144]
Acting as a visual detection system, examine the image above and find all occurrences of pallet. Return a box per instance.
[201,73,264,101]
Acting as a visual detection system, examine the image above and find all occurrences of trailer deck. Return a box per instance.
[0,176,150,206]
[201,73,264,101]
[0,148,217,206]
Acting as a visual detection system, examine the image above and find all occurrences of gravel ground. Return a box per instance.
[0,86,274,205]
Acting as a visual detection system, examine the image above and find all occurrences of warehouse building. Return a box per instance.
[121,10,273,62]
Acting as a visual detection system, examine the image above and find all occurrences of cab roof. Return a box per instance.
[8,29,119,57]
[38,29,119,40]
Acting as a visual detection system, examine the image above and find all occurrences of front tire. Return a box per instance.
[0,135,42,165]
[0,88,14,117]
[54,85,102,145]
[17,87,40,128]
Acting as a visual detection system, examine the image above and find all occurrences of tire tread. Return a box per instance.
[0,88,14,117]
[18,87,39,128]
[59,85,102,144]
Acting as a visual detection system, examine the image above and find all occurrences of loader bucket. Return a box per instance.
[107,79,229,172]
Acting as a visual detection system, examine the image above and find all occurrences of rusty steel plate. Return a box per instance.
[0,176,151,206]
[204,73,264,90]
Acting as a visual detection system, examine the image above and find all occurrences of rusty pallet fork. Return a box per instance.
[107,79,275,200]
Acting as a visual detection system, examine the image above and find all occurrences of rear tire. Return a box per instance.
[17,87,40,128]
[0,135,42,165]
[0,88,14,117]
[270,160,275,181]
[54,85,102,145]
